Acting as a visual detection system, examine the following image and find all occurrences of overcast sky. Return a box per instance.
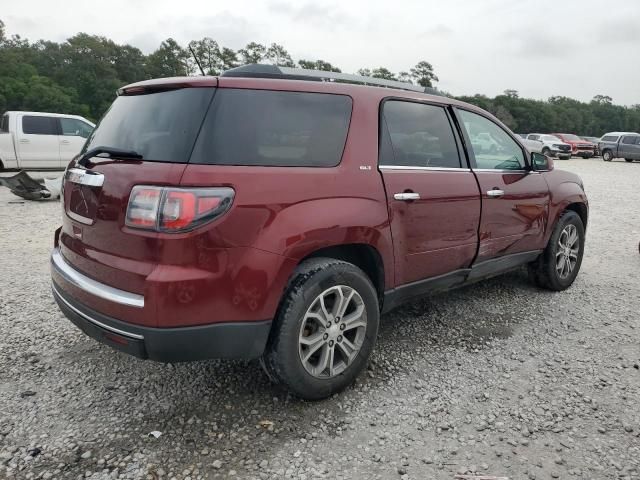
[3,0,639,104]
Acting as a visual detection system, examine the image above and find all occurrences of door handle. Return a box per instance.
[487,189,505,197]
[19,139,29,144]
[60,140,71,145]
[394,192,421,201]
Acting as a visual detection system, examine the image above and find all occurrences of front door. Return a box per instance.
[456,108,550,263]
[16,115,61,169]
[378,100,481,285]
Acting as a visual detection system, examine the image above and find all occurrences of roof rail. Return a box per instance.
[221,64,442,95]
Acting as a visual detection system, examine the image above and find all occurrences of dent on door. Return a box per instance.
[476,171,549,261]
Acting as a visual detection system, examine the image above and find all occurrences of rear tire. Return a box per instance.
[528,210,585,291]
[263,258,379,400]
[602,150,613,162]
[625,158,634,163]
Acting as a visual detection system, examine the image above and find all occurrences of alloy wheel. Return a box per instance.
[298,285,367,378]
[556,224,580,279]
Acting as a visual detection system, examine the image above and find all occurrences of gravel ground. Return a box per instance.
[1,157,639,480]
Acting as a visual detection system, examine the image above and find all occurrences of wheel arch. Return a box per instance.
[300,243,385,305]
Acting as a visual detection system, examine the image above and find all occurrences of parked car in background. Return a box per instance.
[0,111,94,170]
[581,136,601,156]
[551,133,595,158]
[599,132,640,162]
[526,134,572,159]
[51,65,588,400]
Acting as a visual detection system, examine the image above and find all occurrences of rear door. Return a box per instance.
[620,135,640,159]
[17,115,61,168]
[58,117,93,166]
[378,100,481,285]
[455,108,550,262]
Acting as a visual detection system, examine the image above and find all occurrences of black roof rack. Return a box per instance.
[221,64,442,96]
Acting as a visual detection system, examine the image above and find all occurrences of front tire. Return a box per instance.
[602,150,613,162]
[528,210,585,291]
[625,158,634,163]
[263,258,379,400]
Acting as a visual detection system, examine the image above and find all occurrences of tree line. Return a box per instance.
[1,19,638,136]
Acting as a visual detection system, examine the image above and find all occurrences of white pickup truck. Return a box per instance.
[0,111,94,170]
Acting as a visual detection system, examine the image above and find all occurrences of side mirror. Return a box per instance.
[531,152,554,171]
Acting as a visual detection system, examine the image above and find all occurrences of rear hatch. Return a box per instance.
[59,83,217,322]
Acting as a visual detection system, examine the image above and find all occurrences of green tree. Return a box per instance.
[504,89,519,98]
[0,19,5,43]
[188,38,221,75]
[219,47,239,71]
[410,61,438,87]
[592,94,612,105]
[357,68,372,77]
[146,38,189,78]
[238,42,266,64]
[298,59,341,72]
[371,67,397,80]
[264,43,295,67]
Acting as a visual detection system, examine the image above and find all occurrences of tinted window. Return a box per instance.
[459,110,525,170]
[381,101,461,168]
[60,118,93,138]
[0,114,8,133]
[528,134,540,140]
[601,135,618,142]
[621,136,639,145]
[83,88,215,163]
[191,89,352,167]
[22,116,58,135]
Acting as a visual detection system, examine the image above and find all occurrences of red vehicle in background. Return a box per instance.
[552,133,596,158]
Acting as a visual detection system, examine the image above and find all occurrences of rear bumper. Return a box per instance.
[51,265,272,362]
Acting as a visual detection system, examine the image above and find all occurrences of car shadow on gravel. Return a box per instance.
[46,265,566,477]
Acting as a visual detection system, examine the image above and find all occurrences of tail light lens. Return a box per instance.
[125,186,234,232]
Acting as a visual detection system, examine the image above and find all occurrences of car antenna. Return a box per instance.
[189,45,206,76]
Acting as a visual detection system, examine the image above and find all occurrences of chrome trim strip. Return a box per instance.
[51,249,144,308]
[52,284,144,340]
[66,210,94,225]
[379,165,471,172]
[473,169,528,173]
[66,168,105,187]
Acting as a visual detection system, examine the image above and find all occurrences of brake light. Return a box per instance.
[125,186,234,232]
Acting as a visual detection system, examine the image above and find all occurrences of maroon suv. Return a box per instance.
[51,65,588,400]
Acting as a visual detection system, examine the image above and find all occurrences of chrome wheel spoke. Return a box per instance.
[336,337,357,363]
[556,224,581,279]
[336,287,355,318]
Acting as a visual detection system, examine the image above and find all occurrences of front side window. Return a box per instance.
[380,101,461,168]
[601,135,618,142]
[60,118,93,138]
[22,116,58,135]
[191,89,352,167]
[0,114,8,133]
[459,110,525,170]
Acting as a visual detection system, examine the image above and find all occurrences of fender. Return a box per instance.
[543,176,588,245]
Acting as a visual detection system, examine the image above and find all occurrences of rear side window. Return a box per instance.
[601,135,618,142]
[22,116,58,135]
[380,101,461,168]
[0,114,8,133]
[83,88,215,163]
[621,136,638,145]
[190,89,352,167]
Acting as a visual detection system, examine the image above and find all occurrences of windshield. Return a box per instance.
[543,135,561,142]
[82,88,215,162]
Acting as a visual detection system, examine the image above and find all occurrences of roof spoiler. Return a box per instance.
[221,64,444,96]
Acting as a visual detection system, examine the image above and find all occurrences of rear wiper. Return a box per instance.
[77,146,143,167]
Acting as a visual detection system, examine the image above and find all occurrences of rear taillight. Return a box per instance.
[125,186,234,232]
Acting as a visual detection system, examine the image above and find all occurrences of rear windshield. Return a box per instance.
[190,89,352,167]
[82,88,215,163]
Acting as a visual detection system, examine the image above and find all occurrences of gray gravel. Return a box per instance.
[1,157,639,480]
